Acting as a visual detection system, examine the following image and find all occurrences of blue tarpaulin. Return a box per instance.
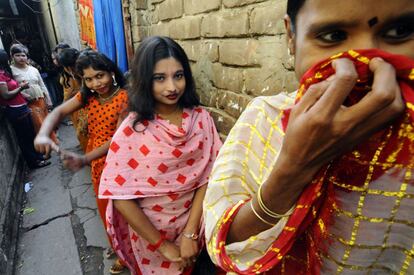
[93,0,128,73]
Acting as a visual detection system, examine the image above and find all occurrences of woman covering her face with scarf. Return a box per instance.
[205,0,414,274]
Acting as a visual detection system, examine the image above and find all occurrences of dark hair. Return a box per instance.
[10,44,29,56]
[0,49,13,78]
[58,48,79,68]
[58,48,80,89]
[129,36,199,129]
[287,0,306,32]
[75,50,126,105]
[53,43,70,53]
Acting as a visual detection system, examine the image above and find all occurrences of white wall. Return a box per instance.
[40,0,81,50]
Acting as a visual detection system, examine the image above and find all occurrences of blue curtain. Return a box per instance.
[93,0,128,73]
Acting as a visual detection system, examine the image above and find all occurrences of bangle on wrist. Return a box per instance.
[250,199,275,226]
[257,184,295,219]
[183,232,199,240]
[148,235,166,252]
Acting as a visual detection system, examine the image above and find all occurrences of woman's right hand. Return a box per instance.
[34,135,59,156]
[264,58,404,212]
[158,240,183,265]
[19,81,29,90]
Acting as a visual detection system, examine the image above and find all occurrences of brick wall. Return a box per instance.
[129,0,297,136]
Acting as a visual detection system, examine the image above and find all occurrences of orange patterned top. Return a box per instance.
[75,88,129,153]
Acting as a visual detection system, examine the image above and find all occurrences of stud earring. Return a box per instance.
[112,75,118,86]
[90,89,95,93]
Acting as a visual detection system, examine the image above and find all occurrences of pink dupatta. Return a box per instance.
[99,107,222,274]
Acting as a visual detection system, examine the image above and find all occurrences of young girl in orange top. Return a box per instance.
[34,50,128,274]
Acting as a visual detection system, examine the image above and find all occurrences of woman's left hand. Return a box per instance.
[60,150,86,171]
[179,235,199,270]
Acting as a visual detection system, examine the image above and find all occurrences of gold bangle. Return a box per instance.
[183,232,199,240]
[257,185,295,219]
[249,199,275,226]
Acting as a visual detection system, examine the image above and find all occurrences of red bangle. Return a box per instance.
[148,235,166,252]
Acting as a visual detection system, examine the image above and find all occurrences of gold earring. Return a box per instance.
[286,48,295,70]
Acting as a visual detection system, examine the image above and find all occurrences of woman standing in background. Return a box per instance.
[57,48,88,152]
[0,49,50,168]
[10,44,57,144]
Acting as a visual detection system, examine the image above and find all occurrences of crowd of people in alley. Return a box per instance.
[1,0,414,274]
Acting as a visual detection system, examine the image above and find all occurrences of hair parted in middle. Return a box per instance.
[129,36,200,129]
[75,50,126,105]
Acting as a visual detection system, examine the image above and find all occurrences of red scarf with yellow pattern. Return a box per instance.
[216,49,414,274]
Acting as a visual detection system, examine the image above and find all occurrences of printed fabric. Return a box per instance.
[75,89,128,228]
[205,49,414,274]
[0,70,27,106]
[11,65,51,104]
[99,107,222,274]
[66,77,88,151]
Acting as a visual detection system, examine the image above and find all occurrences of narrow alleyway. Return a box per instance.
[14,123,129,275]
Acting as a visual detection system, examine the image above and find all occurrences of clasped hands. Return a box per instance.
[157,235,199,271]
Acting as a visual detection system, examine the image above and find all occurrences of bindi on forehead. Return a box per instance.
[368,16,378,28]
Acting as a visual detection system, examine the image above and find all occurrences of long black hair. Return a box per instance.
[0,49,13,79]
[129,36,199,129]
[287,0,306,32]
[75,50,126,105]
[58,48,80,89]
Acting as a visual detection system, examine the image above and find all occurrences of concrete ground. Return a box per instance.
[14,123,129,275]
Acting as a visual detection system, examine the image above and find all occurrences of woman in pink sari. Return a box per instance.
[99,36,222,274]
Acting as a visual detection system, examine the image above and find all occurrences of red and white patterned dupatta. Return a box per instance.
[99,107,222,274]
